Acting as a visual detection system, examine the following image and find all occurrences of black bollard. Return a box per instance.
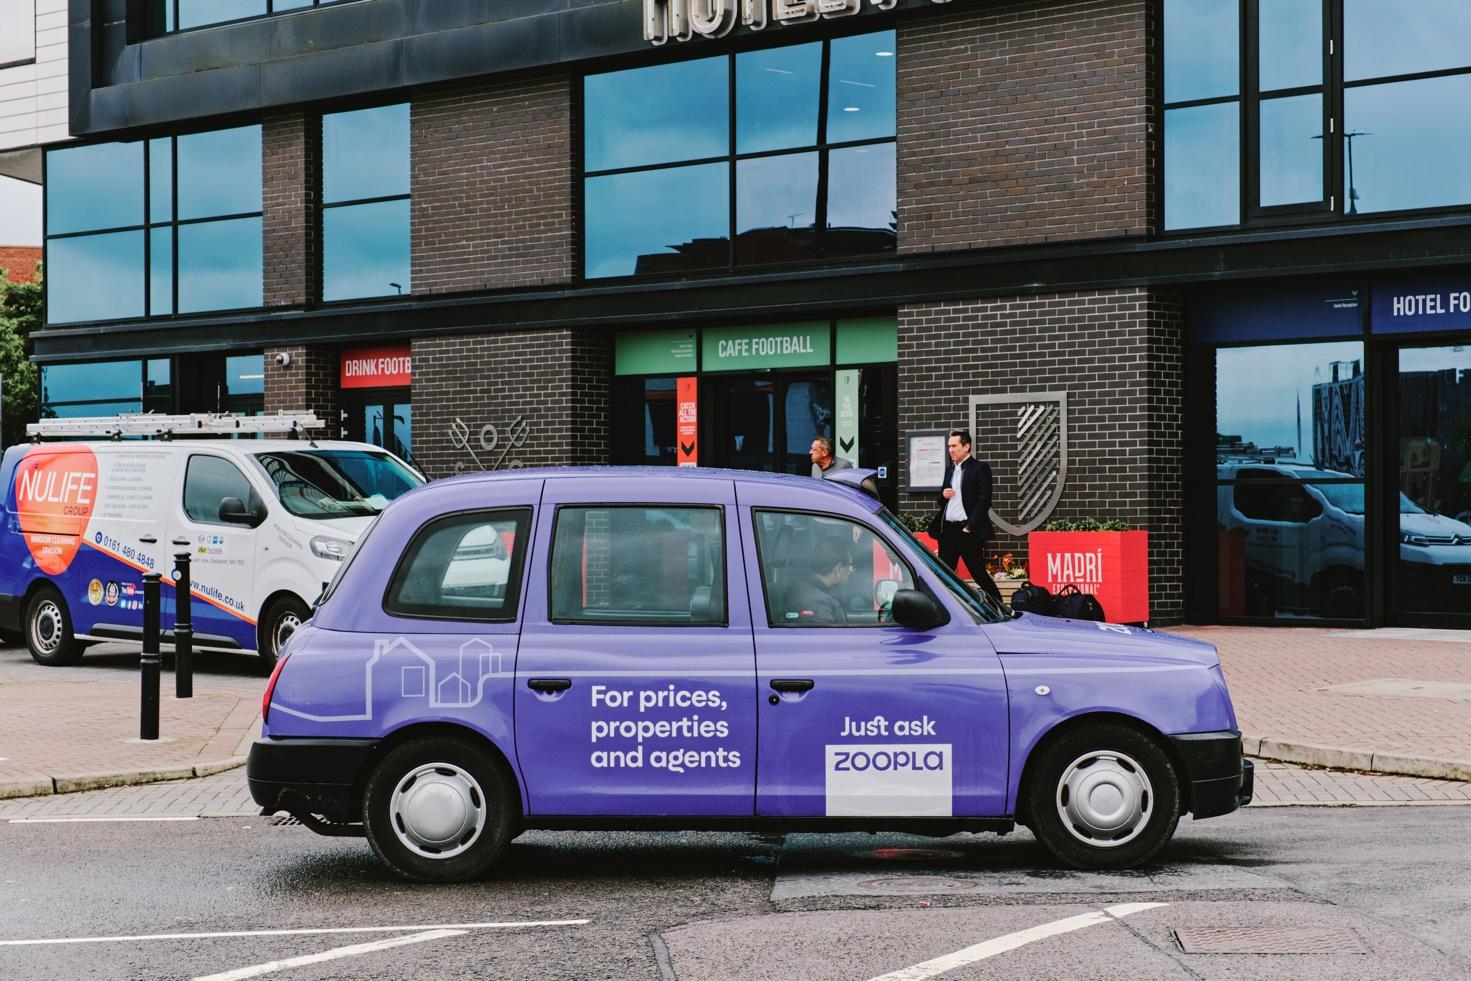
[173,539,193,699]
[140,572,161,740]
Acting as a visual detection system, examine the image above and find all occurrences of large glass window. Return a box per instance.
[159,0,360,34]
[549,507,726,624]
[45,126,262,325]
[1214,340,1366,620]
[40,359,172,419]
[1167,0,1471,229]
[583,30,896,279]
[322,104,411,301]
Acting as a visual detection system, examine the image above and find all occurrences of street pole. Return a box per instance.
[140,572,161,740]
[173,539,193,699]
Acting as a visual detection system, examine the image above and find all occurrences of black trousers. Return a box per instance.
[938,521,1004,603]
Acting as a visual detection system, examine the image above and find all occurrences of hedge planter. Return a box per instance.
[1028,530,1150,624]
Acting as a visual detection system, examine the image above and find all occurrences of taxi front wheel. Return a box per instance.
[1024,723,1181,871]
[363,736,518,883]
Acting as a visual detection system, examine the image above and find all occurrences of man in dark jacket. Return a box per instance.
[787,539,853,624]
[929,429,1004,604]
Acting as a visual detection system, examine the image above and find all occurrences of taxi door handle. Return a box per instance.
[770,679,814,693]
[527,678,572,693]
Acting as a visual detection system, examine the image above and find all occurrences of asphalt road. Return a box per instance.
[2,803,1469,980]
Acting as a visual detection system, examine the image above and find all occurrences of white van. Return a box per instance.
[0,415,423,668]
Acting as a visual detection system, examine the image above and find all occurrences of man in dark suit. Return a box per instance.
[929,429,1004,604]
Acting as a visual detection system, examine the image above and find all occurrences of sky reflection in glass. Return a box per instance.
[1165,102,1240,229]
[585,58,727,172]
[826,30,895,144]
[47,232,144,323]
[736,43,820,154]
[1259,0,1321,91]
[177,126,261,220]
[177,217,262,313]
[323,104,410,203]
[827,143,896,255]
[585,164,728,278]
[1260,94,1322,206]
[1345,0,1471,81]
[46,142,143,235]
[1164,0,1239,102]
[322,199,411,301]
[1345,75,1471,213]
[736,152,817,264]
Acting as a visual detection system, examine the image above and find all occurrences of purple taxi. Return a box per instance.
[248,467,1252,882]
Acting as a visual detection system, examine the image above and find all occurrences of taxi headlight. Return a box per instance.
[310,535,352,561]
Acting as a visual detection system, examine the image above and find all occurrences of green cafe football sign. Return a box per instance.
[644,0,951,45]
[702,323,830,371]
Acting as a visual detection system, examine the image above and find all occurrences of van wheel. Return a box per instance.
[363,736,518,883]
[26,587,85,667]
[1024,723,1181,870]
[257,595,310,671]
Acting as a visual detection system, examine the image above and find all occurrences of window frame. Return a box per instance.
[319,102,413,303]
[546,503,730,628]
[43,127,264,327]
[382,507,533,623]
[749,506,920,630]
[580,28,897,281]
[156,0,364,36]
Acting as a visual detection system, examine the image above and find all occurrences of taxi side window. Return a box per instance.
[549,506,726,625]
[385,509,530,621]
[752,510,915,627]
[183,455,256,525]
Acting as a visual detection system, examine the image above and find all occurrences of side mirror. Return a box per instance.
[891,588,947,630]
[219,496,262,527]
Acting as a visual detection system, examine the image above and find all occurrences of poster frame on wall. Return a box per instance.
[905,429,950,492]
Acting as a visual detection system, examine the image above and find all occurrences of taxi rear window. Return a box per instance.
[384,508,531,621]
[549,506,726,626]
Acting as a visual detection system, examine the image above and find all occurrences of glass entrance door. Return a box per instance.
[342,389,414,463]
[710,374,832,475]
[1396,344,1471,622]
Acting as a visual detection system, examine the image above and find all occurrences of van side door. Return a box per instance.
[168,453,262,652]
[513,477,757,817]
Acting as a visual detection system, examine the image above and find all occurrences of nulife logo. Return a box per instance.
[17,469,95,512]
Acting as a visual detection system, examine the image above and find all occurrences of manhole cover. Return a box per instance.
[857,876,976,893]
[1174,927,1368,954]
[868,848,966,862]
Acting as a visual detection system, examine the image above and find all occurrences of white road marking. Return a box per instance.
[191,928,466,981]
[865,902,1166,981]
[9,816,199,824]
[0,919,590,947]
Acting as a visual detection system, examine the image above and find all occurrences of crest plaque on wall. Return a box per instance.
[969,392,1068,537]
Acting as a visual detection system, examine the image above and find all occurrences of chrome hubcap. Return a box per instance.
[273,613,301,653]
[389,762,486,859]
[31,601,62,654]
[1055,749,1153,848]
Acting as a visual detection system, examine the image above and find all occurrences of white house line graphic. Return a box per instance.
[272,637,504,723]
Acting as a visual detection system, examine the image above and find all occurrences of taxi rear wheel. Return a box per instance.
[363,736,517,883]
[25,586,85,667]
[1024,723,1181,871]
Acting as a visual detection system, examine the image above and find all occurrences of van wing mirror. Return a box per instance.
[891,588,947,630]
[219,496,262,527]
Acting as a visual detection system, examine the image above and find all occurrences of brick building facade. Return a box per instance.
[37,0,1471,628]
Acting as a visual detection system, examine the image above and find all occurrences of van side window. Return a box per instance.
[385,509,531,621]
[752,510,915,627]
[183,456,256,525]
[549,506,726,625]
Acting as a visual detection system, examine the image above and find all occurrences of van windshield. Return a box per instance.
[253,449,423,519]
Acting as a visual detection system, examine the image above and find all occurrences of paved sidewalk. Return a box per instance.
[1,625,1468,804]
[1172,625,1471,782]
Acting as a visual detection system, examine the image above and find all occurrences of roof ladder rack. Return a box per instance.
[26,412,326,441]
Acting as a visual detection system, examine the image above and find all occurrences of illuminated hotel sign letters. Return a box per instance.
[644,0,949,44]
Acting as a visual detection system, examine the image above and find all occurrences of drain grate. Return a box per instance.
[1174,927,1369,955]
[856,876,976,894]
[270,815,302,826]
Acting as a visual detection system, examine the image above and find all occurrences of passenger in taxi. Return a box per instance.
[787,539,854,624]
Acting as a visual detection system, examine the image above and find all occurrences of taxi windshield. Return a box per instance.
[877,508,1010,623]
[253,449,423,519]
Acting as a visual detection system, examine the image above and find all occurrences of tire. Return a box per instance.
[1024,722,1181,870]
[362,736,518,883]
[257,595,310,672]
[25,586,85,667]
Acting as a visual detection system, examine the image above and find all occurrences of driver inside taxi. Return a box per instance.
[788,539,854,625]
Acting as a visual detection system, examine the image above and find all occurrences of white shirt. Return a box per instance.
[945,460,967,522]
